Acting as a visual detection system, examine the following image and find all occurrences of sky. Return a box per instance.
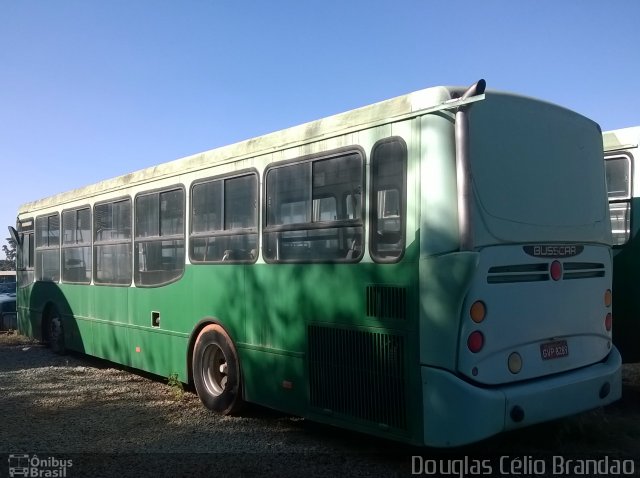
[1,0,639,253]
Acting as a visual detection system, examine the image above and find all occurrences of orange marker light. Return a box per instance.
[470,301,486,323]
[604,289,612,308]
[508,352,522,374]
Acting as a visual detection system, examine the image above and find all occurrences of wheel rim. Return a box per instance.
[201,343,228,397]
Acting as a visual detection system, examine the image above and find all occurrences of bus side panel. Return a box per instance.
[241,258,422,444]
[125,269,214,381]
[128,328,189,380]
[238,347,306,416]
[183,264,246,341]
[418,252,479,369]
[70,316,93,355]
[92,320,129,365]
[58,283,92,354]
[92,286,130,365]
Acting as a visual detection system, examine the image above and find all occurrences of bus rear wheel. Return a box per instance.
[192,324,243,414]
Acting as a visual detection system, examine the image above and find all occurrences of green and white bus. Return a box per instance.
[11,80,621,447]
[603,126,639,362]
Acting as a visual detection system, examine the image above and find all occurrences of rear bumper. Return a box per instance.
[421,347,622,447]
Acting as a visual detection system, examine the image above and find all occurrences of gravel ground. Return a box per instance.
[0,331,639,478]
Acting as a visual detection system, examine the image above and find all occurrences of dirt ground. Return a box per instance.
[0,331,638,478]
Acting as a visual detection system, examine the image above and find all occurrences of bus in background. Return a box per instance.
[603,126,639,362]
[11,80,620,447]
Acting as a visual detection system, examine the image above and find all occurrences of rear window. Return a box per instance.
[468,94,606,229]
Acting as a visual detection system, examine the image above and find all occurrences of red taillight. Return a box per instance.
[605,313,612,332]
[550,261,562,281]
[467,331,484,353]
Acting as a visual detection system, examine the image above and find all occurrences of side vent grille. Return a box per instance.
[366,285,406,319]
[308,325,407,430]
[487,264,549,284]
[563,262,605,280]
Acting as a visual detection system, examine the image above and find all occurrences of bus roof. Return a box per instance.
[19,84,478,215]
[603,126,640,153]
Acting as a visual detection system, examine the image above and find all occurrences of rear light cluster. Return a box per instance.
[466,298,524,375]
[605,289,612,332]
[467,300,485,353]
[465,269,611,377]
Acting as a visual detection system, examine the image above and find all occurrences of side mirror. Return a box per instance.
[8,226,21,246]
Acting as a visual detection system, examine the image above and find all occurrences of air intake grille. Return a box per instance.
[308,325,407,430]
[366,285,406,319]
[487,262,606,283]
[563,262,605,280]
[487,263,549,284]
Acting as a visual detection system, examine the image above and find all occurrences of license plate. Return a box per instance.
[540,340,569,360]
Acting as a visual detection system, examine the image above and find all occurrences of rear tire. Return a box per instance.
[192,324,243,414]
[48,311,66,355]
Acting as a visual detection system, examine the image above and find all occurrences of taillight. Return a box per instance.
[467,331,484,353]
[508,352,522,374]
[470,301,486,323]
[550,260,562,281]
[605,313,612,332]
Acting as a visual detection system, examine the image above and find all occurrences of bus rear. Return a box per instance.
[419,90,621,446]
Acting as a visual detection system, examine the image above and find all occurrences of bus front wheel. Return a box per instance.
[192,324,243,415]
[48,312,66,355]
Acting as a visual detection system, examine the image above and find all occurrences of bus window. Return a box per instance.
[264,150,363,262]
[135,187,185,286]
[62,207,92,283]
[605,156,631,199]
[190,172,258,263]
[370,137,407,262]
[605,155,632,245]
[35,213,60,282]
[94,198,132,286]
